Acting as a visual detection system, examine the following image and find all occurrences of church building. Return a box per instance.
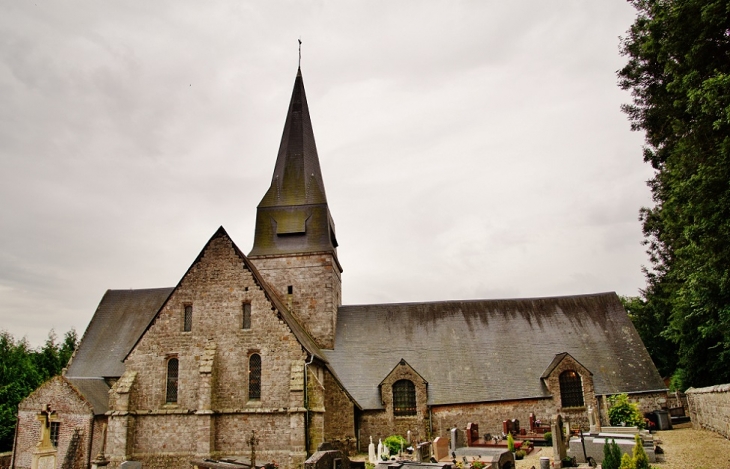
[13,67,667,469]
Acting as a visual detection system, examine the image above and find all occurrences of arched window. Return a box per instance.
[392,379,416,416]
[559,370,584,407]
[249,354,261,400]
[166,358,179,403]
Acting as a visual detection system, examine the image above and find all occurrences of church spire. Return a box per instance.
[249,67,339,262]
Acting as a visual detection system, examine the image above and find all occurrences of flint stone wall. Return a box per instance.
[686,384,730,439]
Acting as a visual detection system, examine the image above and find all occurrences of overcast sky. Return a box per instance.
[0,1,652,347]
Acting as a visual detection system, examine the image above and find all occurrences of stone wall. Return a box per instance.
[357,361,430,451]
[686,384,730,439]
[251,253,341,349]
[323,369,356,453]
[431,398,555,438]
[107,233,312,469]
[15,377,94,469]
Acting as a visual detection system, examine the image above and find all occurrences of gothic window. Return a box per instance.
[249,353,261,400]
[183,305,192,332]
[50,422,60,447]
[559,370,584,407]
[242,303,252,329]
[166,358,179,403]
[393,379,416,416]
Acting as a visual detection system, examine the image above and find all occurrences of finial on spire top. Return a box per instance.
[298,38,302,68]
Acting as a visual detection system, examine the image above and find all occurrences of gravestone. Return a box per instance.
[465,423,479,446]
[305,448,350,469]
[433,437,449,462]
[449,428,462,453]
[369,437,377,464]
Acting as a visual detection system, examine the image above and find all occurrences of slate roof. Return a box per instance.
[250,67,339,262]
[324,292,666,410]
[65,377,110,415]
[65,287,172,378]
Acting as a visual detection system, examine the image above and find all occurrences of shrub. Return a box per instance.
[507,433,515,452]
[608,394,645,429]
[602,438,622,469]
[514,450,526,460]
[619,453,635,469]
[383,435,407,456]
[632,434,650,469]
[603,438,618,469]
[544,431,552,446]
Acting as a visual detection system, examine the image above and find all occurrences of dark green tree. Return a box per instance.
[0,332,42,451]
[0,329,78,452]
[620,295,677,378]
[619,0,730,389]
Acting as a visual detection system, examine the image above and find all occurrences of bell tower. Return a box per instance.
[249,67,342,349]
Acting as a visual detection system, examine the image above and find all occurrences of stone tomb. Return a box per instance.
[568,430,655,464]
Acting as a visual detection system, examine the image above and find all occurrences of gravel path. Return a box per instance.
[514,423,730,469]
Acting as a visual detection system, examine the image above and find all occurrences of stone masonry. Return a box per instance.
[250,252,342,350]
[686,383,730,439]
[106,231,337,469]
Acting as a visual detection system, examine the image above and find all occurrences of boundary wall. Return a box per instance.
[686,384,730,439]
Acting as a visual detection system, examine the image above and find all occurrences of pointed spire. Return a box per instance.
[249,67,339,260]
[258,68,327,208]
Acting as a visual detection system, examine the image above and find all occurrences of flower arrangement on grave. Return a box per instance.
[514,450,526,460]
[470,460,486,469]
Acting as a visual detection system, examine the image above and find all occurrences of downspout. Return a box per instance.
[11,415,19,469]
[86,416,95,469]
[428,406,433,441]
[303,353,315,456]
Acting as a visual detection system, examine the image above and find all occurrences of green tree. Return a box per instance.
[620,295,677,378]
[619,0,730,389]
[0,332,42,451]
[0,329,78,452]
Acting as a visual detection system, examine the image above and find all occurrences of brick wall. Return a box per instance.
[686,384,730,438]
[15,377,93,469]
[251,253,341,349]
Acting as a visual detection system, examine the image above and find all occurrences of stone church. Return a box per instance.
[13,67,667,469]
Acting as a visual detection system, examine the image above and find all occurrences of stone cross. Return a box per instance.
[551,414,567,468]
[36,405,55,450]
